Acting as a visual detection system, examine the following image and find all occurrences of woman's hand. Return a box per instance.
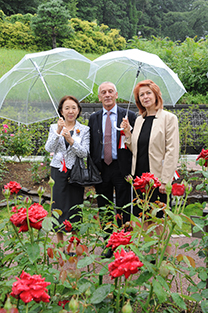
[120,118,131,138]
[63,130,74,146]
[159,183,166,194]
[57,117,66,134]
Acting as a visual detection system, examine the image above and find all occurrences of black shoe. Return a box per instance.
[101,248,113,259]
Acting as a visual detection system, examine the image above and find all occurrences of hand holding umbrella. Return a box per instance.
[120,117,131,138]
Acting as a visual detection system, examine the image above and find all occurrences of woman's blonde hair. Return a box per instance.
[133,80,163,114]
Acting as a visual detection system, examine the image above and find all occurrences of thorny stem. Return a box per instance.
[122,277,129,308]
[116,277,121,313]
[156,191,171,264]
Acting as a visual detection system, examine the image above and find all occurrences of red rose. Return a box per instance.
[10,203,48,233]
[196,149,208,167]
[10,271,51,304]
[58,300,70,308]
[4,181,22,195]
[108,248,143,279]
[133,173,161,193]
[63,220,72,232]
[172,183,185,196]
[69,236,80,246]
[106,229,132,250]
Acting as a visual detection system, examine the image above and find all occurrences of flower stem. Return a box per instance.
[116,277,121,313]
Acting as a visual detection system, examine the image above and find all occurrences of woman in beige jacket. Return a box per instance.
[121,79,179,254]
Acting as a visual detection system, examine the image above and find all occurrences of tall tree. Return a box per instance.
[31,0,72,48]
[0,0,41,15]
[62,0,78,17]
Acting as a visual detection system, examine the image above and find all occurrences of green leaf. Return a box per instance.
[152,278,167,303]
[42,217,53,232]
[26,243,40,263]
[77,255,97,268]
[202,170,208,178]
[187,285,198,293]
[134,271,152,286]
[168,211,183,228]
[191,293,202,302]
[198,270,207,281]
[171,293,187,310]
[79,282,92,294]
[198,281,207,289]
[90,284,111,304]
[202,289,208,299]
[201,300,208,313]
[130,245,143,259]
[99,265,109,276]
[157,275,170,291]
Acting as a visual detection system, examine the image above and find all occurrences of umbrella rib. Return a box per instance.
[142,65,175,104]
[29,59,60,118]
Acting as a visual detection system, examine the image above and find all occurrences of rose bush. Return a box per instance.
[1,168,208,313]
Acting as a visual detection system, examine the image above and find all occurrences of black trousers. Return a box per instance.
[95,160,132,229]
[51,167,84,232]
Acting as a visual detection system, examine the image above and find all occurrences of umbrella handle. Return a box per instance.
[114,114,128,131]
[114,114,133,132]
[114,121,124,131]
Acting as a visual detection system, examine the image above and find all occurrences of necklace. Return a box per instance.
[66,125,75,131]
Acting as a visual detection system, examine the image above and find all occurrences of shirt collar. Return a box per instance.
[103,104,117,116]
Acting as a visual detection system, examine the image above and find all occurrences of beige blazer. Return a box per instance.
[125,109,179,184]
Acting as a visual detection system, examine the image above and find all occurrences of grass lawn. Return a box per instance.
[0,48,99,78]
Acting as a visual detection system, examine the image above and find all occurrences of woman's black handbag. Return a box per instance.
[68,154,102,186]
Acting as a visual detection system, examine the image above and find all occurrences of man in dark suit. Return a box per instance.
[88,82,136,239]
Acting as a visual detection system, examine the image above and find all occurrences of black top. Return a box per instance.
[135,116,155,177]
[64,130,74,149]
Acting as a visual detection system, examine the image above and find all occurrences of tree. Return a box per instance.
[0,0,41,15]
[62,0,78,17]
[31,0,72,48]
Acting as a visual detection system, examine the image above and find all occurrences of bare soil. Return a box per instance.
[0,162,206,202]
[0,161,51,201]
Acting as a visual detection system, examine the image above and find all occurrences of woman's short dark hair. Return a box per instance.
[133,80,163,114]
[58,95,82,119]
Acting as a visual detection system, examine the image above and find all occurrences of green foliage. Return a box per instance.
[0,122,35,161]
[29,153,51,183]
[169,105,208,154]
[0,157,7,184]
[31,0,73,49]
[63,18,126,53]
[127,36,208,96]
[0,20,37,50]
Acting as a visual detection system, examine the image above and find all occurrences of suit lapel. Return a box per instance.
[97,110,103,143]
[116,107,123,147]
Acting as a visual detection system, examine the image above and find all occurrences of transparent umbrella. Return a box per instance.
[0,48,97,125]
[89,48,186,114]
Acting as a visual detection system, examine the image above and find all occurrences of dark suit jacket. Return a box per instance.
[88,106,136,177]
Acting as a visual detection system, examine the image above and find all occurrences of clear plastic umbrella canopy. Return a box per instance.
[0,48,97,124]
[89,48,186,108]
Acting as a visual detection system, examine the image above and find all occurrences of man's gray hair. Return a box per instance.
[98,82,117,94]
